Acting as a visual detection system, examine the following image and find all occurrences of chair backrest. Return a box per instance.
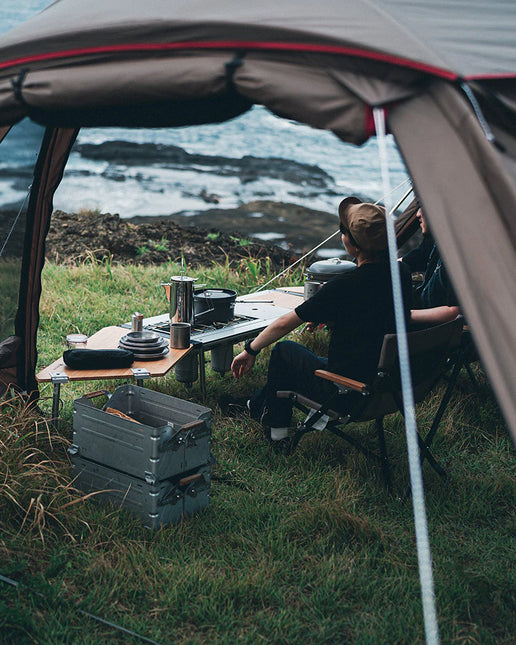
[354,316,464,421]
[379,316,463,398]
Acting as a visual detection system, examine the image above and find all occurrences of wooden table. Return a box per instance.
[36,325,192,424]
[36,287,305,423]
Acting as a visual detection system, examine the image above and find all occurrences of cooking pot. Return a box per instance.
[194,288,237,324]
[304,258,357,299]
[306,258,356,282]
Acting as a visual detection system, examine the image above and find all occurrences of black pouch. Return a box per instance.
[63,349,134,369]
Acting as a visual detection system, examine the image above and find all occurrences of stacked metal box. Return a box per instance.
[68,384,213,529]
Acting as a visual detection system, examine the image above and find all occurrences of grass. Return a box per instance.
[0,257,515,644]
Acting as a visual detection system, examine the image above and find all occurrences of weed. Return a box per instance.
[230,235,252,247]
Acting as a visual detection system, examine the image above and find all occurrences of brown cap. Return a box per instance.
[338,196,388,252]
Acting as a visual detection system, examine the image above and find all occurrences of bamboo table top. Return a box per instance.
[36,325,192,383]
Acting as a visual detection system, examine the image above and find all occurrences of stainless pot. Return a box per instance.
[306,258,357,282]
[304,258,357,299]
[194,288,237,324]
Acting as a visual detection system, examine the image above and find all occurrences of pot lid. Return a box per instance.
[307,258,356,275]
[195,288,237,300]
[169,275,197,282]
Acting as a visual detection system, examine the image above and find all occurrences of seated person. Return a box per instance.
[225,196,412,449]
[402,206,460,326]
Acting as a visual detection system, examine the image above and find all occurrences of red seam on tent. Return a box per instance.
[0,40,461,80]
[463,73,516,80]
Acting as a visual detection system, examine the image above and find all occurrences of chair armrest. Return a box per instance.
[314,369,368,393]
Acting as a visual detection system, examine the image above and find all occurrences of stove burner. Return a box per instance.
[146,314,256,337]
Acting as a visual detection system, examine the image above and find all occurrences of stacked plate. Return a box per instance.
[119,331,169,360]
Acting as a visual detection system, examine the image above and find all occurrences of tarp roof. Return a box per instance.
[0,0,515,81]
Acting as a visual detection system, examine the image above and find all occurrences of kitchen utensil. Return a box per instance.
[193,288,237,324]
[165,275,198,325]
[170,322,191,349]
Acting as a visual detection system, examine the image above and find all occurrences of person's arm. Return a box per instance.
[410,306,460,326]
[231,310,303,379]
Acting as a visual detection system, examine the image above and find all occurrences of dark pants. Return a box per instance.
[249,340,344,427]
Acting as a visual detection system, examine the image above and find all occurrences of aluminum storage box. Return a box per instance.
[70,384,212,484]
[72,456,211,530]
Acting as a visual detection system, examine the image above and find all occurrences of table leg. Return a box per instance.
[50,372,69,429]
[198,347,207,402]
[51,382,61,428]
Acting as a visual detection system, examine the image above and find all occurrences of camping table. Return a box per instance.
[36,287,305,422]
[36,325,192,426]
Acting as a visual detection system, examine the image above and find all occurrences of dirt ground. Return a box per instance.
[44,200,348,270]
[45,208,302,271]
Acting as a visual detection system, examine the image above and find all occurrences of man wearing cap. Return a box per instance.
[226,197,412,450]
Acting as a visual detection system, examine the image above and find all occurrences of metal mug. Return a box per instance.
[304,280,321,300]
[169,322,191,349]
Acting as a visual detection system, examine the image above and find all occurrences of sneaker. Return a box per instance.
[219,394,250,417]
[263,426,293,455]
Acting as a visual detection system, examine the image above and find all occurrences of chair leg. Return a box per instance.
[424,357,462,449]
[464,361,480,390]
[416,434,447,479]
[375,417,392,491]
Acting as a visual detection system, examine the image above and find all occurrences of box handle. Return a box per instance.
[179,473,203,487]
[181,419,206,445]
[159,426,185,453]
[82,389,111,401]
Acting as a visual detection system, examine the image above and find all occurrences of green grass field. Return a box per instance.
[1,258,514,644]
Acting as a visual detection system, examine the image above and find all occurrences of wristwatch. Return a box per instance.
[244,338,260,356]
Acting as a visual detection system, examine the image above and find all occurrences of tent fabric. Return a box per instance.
[0,0,514,80]
[14,126,78,396]
[0,0,514,440]
[389,80,516,437]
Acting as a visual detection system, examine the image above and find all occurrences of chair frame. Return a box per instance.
[277,317,464,491]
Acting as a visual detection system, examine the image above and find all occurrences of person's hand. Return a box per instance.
[304,321,317,333]
[231,351,256,379]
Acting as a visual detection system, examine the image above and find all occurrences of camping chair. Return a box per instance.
[276,316,464,491]
[443,324,480,390]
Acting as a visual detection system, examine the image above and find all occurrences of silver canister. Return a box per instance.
[168,275,197,324]
[304,280,322,300]
[170,322,191,349]
[131,312,144,332]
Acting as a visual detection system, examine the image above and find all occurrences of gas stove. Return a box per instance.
[146,313,257,341]
[123,289,303,396]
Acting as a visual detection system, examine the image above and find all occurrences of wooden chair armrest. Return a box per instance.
[314,369,368,393]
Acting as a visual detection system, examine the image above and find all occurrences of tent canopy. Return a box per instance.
[0,0,515,439]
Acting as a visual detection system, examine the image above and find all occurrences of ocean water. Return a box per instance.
[0,0,410,224]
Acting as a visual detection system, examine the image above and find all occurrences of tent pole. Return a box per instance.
[374,107,440,645]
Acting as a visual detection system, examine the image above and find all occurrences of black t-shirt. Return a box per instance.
[295,262,412,383]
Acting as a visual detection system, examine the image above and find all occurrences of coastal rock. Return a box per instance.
[75,141,335,188]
